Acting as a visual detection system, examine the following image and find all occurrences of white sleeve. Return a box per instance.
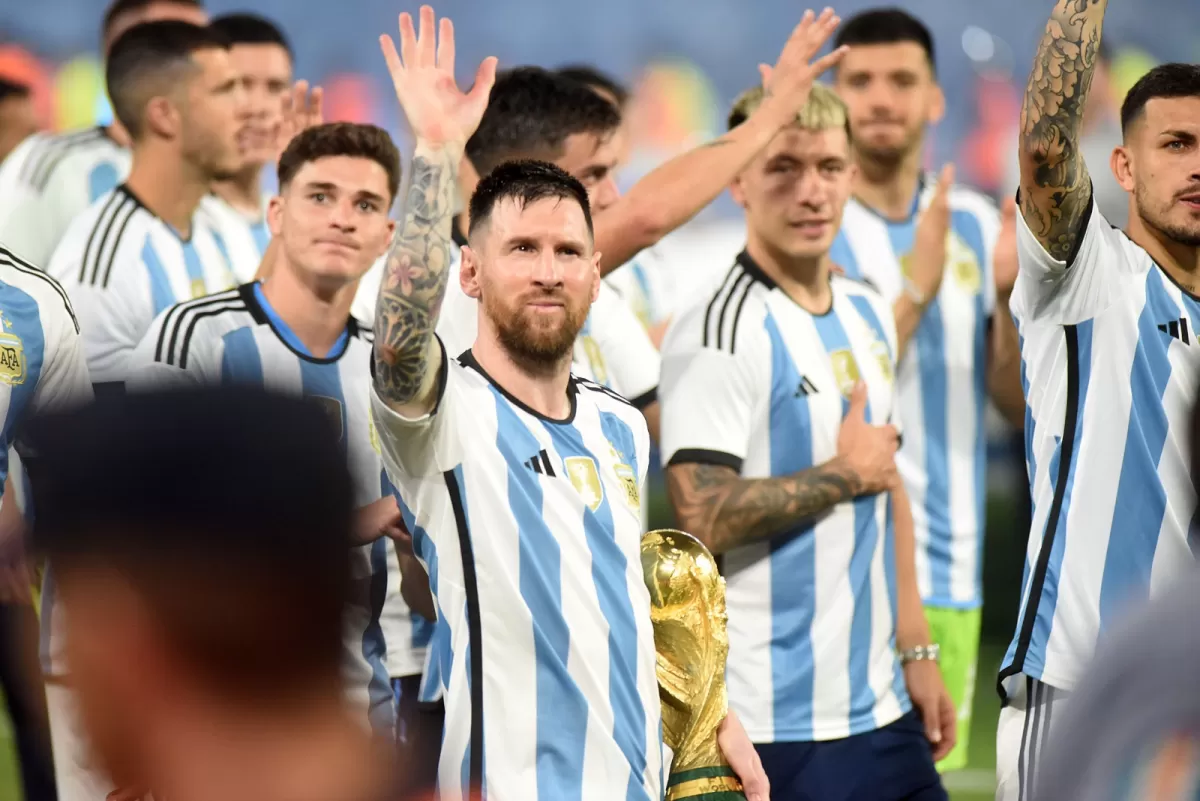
[0,186,54,268]
[370,338,464,478]
[125,309,207,392]
[29,298,93,416]
[590,283,660,407]
[659,319,766,471]
[1014,193,1123,322]
[54,243,153,385]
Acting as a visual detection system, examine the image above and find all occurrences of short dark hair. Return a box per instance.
[210,12,292,60]
[466,67,621,176]
[28,387,354,702]
[278,122,402,203]
[102,0,204,41]
[468,160,593,240]
[0,79,30,103]
[834,8,936,73]
[1120,63,1200,135]
[557,64,629,108]
[105,20,228,140]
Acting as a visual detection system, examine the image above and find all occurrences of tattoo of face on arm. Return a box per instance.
[374,147,459,406]
[1019,0,1108,260]
[666,461,860,554]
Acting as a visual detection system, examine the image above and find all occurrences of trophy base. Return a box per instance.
[665,765,747,800]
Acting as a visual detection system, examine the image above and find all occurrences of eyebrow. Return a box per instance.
[302,182,387,205]
[1162,129,1197,140]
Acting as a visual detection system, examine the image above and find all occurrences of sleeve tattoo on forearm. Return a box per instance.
[666,462,860,554]
[1019,0,1107,260]
[374,148,458,405]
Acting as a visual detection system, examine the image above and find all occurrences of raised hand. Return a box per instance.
[905,163,955,304]
[994,195,1019,299]
[273,80,324,162]
[755,8,850,125]
[835,382,899,496]
[379,6,498,150]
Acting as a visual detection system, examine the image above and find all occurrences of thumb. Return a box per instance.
[758,63,773,87]
[468,56,499,104]
[846,381,867,417]
[934,163,955,204]
[925,704,943,746]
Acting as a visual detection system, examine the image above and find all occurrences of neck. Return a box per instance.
[472,321,574,420]
[745,234,833,314]
[147,695,389,801]
[104,120,133,149]
[212,164,266,217]
[260,261,357,358]
[1127,212,1200,294]
[124,143,210,237]
[852,144,925,221]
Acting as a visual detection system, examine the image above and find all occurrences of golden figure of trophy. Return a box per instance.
[641,529,746,801]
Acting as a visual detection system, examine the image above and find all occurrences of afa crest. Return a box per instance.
[829,349,861,398]
[0,316,26,386]
[614,462,640,510]
[565,456,604,512]
[947,233,982,294]
[871,340,893,385]
[190,278,208,300]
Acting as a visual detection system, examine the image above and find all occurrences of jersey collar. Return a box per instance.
[241,282,357,363]
[458,348,579,424]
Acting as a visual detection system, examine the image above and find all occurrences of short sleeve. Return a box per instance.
[30,297,93,416]
[124,308,207,392]
[589,283,660,408]
[370,337,462,478]
[659,318,766,472]
[0,187,54,268]
[1014,191,1123,322]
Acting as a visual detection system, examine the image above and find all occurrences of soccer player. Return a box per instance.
[0,79,37,163]
[0,0,208,266]
[661,83,955,800]
[199,13,296,276]
[0,245,91,801]
[47,21,245,393]
[369,8,769,798]
[126,121,406,736]
[997,0,1200,794]
[557,64,633,169]
[826,8,1024,771]
[26,388,405,801]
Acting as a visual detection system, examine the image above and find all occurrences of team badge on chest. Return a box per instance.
[566,456,604,512]
[830,349,861,398]
[0,315,25,386]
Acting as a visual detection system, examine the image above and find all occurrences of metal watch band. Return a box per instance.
[902,275,927,307]
[898,643,940,665]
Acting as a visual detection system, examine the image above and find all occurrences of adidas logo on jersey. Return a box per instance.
[794,376,820,397]
[1158,317,1191,345]
[524,449,557,477]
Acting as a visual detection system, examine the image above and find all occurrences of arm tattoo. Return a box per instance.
[373,147,458,406]
[666,462,860,555]
[1019,0,1108,260]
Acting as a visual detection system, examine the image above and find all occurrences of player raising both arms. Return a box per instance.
[370,8,769,798]
[997,0,1200,797]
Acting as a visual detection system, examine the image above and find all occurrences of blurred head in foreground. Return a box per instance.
[29,387,360,795]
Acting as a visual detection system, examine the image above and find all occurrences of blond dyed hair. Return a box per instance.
[727,82,851,142]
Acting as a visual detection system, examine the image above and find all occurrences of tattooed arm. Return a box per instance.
[373,144,459,415]
[593,9,849,275]
[1018,0,1109,261]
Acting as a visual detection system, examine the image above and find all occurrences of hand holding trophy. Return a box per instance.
[642,529,747,800]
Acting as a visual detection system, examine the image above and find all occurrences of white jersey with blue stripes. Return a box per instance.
[372,345,662,801]
[830,182,1000,610]
[1001,199,1199,696]
[124,283,396,730]
[197,192,273,283]
[660,253,910,743]
[46,184,237,384]
[0,128,129,267]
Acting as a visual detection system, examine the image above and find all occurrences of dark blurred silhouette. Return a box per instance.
[27,387,405,801]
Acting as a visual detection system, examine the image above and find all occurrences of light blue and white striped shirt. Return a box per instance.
[125,283,396,731]
[660,253,910,742]
[373,345,662,801]
[830,182,1000,609]
[1001,198,1198,696]
[198,192,273,284]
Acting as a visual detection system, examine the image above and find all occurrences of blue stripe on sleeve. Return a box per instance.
[142,237,176,316]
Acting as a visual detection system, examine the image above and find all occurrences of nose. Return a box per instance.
[793,169,829,210]
[530,247,564,287]
[592,176,620,213]
[329,200,357,231]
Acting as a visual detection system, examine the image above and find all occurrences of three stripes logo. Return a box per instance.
[1158,317,1191,345]
[795,376,819,397]
[524,449,557,477]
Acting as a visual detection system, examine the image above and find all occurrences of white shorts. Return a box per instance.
[45,680,119,801]
[995,676,1070,801]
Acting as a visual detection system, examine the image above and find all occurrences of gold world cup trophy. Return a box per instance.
[641,529,746,801]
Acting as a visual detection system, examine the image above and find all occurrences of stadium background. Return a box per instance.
[0,0,1196,798]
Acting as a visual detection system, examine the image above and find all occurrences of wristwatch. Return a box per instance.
[898,644,940,665]
[901,275,928,307]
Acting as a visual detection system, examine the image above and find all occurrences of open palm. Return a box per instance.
[380,6,498,148]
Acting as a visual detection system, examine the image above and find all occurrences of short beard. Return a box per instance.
[1136,193,1200,247]
[485,292,587,376]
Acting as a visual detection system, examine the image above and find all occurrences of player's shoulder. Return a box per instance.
[664,252,772,356]
[573,376,650,439]
[59,185,158,287]
[151,285,253,367]
[21,128,113,192]
[0,245,80,334]
[832,270,887,303]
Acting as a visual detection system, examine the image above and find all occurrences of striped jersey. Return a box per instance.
[660,252,910,742]
[197,192,273,283]
[124,282,396,730]
[0,128,129,266]
[830,181,1000,609]
[1000,198,1199,696]
[46,184,237,384]
[372,345,662,800]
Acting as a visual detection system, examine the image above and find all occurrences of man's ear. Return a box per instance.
[460,245,482,300]
[267,195,284,237]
